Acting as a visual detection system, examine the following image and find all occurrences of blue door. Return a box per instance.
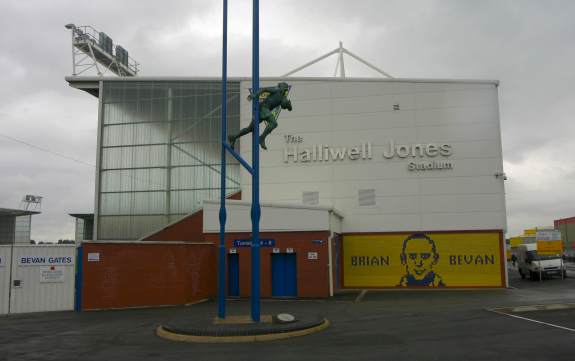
[228,253,239,297]
[271,254,284,296]
[284,254,297,297]
[271,253,297,297]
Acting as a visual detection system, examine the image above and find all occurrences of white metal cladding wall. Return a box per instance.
[9,245,76,314]
[14,215,32,244]
[203,200,334,233]
[0,216,15,244]
[97,81,241,240]
[0,245,11,314]
[240,79,506,233]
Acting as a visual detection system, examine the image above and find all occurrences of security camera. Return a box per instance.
[494,172,507,180]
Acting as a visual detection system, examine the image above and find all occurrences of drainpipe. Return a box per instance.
[328,211,335,297]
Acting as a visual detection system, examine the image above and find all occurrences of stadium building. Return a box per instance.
[0,208,38,245]
[67,75,507,298]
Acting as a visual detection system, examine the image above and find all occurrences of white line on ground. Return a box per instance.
[354,290,368,303]
[493,311,575,333]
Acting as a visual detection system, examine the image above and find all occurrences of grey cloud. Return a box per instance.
[1,0,575,240]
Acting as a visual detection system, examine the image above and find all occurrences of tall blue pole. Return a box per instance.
[218,0,228,319]
[251,0,261,322]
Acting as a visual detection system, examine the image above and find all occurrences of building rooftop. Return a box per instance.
[0,208,40,217]
[69,213,94,220]
[65,75,500,98]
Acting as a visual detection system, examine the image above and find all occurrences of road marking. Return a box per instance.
[354,290,368,303]
[492,310,575,332]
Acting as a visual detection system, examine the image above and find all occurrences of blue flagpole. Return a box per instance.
[251,0,261,322]
[218,0,228,320]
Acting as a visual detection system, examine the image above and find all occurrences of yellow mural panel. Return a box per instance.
[343,232,503,288]
[509,237,523,247]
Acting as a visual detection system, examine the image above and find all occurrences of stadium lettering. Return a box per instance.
[383,142,452,159]
[284,143,372,163]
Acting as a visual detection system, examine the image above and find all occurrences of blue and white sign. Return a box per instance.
[233,239,275,248]
[17,256,74,266]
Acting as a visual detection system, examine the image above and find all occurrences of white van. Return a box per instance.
[516,244,566,280]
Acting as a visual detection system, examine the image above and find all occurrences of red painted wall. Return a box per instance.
[555,216,575,227]
[144,209,204,242]
[205,231,331,298]
[81,242,216,310]
[142,192,241,242]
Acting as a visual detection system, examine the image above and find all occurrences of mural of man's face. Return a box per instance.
[404,238,437,280]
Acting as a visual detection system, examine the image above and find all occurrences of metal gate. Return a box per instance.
[1,245,76,314]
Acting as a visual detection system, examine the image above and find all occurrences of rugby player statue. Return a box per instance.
[228,82,292,150]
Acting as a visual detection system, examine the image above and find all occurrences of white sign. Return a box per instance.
[307,252,318,260]
[40,267,65,283]
[229,248,237,254]
[286,248,294,254]
[18,256,74,266]
[536,230,562,241]
[272,248,280,254]
[87,252,100,262]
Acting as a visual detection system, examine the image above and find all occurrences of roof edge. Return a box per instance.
[82,240,214,245]
[66,75,499,86]
[0,208,40,216]
[203,199,344,219]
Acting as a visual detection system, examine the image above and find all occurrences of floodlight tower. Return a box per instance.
[20,195,43,212]
[65,23,139,76]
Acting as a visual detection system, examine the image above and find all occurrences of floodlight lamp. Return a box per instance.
[65,23,76,29]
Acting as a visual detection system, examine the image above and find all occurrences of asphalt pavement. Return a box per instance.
[1,268,574,361]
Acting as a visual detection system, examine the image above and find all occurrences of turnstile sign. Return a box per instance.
[233,239,275,247]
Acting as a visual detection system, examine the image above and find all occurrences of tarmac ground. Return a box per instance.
[1,266,574,361]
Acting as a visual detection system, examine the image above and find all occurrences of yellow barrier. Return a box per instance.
[536,240,563,255]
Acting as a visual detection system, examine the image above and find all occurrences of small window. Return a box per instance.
[358,189,376,206]
[302,191,319,205]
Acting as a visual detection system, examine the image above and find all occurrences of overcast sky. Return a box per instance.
[1,0,574,241]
